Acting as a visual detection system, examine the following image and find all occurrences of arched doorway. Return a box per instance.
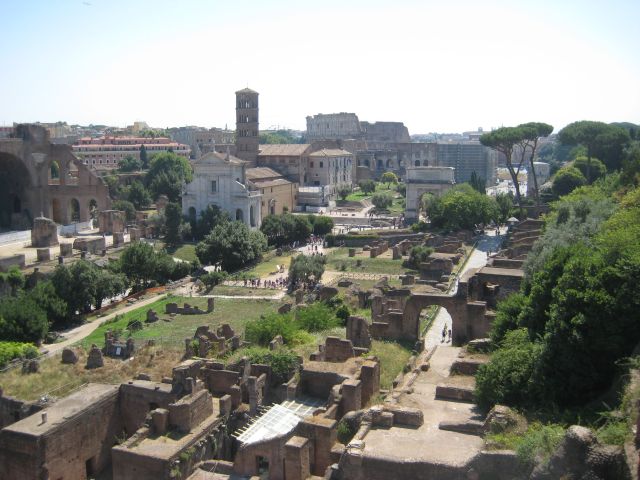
[51,198,63,224]
[249,206,256,227]
[0,153,32,229]
[89,199,98,220]
[49,161,61,183]
[235,208,244,222]
[415,160,420,166]
[70,198,80,223]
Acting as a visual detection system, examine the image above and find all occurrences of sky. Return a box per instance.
[1,0,639,134]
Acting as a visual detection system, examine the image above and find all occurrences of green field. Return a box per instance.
[79,295,278,348]
[368,340,414,390]
[326,247,416,275]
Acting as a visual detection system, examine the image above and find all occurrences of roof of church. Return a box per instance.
[258,144,311,157]
[236,87,259,94]
[194,150,247,165]
[308,148,353,157]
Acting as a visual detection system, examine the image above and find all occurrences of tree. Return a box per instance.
[140,145,148,169]
[558,121,630,180]
[260,214,311,247]
[112,200,136,221]
[552,167,586,197]
[371,191,393,210]
[621,141,640,186]
[194,205,230,240]
[397,182,406,197]
[145,151,192,202]
[93,269,127,309]
[469,171,486,194]
[495,192,514,223]
[481,127,527,215]
[381,172,398,188]
[358,180,376,195]
[118,155,142,172]
[427,184,499,230]
[164,202,183,246]
[310,215,333,235]
[117,242,159,291]
[0,295,49,343]
[403,245,434,270]
[128,181,152,210]
[289,254,326,287]
[517,122,554,204]
[337,184,352,201]
[196,221,267,271]
[573,156,606,183]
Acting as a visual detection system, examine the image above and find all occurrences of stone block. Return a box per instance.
[59,243,73,257]
[61,348,78,364]
[151,408,169,435]
[348,248,356,257]
[113,231,125,246]
[31,217,58,247]
[36,248,50,262]
[86,344,104,369]
[98,210,125,234]
[284,436,310,480]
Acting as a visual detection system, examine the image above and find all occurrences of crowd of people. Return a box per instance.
[242,277,289,289]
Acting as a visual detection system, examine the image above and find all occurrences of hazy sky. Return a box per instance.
[2,0,639,134]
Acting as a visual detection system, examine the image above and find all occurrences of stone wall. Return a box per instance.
[118,381,177,435]
[0,394,42,429]
[168,389,213,433]
[0,384,122,480]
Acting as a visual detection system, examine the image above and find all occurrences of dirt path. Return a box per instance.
[44,293,168,356]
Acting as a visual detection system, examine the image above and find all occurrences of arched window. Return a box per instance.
[250,206,256,227]
[415,160,420,167]
[70,198,81,223]
[235,208,243,222]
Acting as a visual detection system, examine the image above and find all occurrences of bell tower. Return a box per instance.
[235,88,259,166]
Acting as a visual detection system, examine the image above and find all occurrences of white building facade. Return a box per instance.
[181,151,262,229]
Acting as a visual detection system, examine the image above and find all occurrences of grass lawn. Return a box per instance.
[232,251,293,279]
[209,285,283,297]
[79,295,278,349]
[0,346,183,401]
[169,244,198,263]
[326,248,415,276]
[368,339,414,390]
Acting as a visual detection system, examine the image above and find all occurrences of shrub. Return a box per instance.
[335,304,350,325]
[552,166,587,196]
[403,245,434,270]
[245,312,298,346]
[295,303,338,332]
[371,191,393,210]
[410,221,430,232]
[242,346,300,384]
[200,271,228,289]
[289,254,326,286]
[475,329,543,411]
[358,180,376,195]
[337,419,357,445]
[516,423,565,468]
[0,341,38,368]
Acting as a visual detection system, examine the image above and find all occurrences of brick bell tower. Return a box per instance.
[234,88,259,166]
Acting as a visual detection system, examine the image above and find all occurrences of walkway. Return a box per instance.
[424,229,505,351]
[43,293,167,356]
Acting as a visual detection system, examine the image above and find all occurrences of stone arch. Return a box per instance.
[235,208,244,222]
[415,160,420,167]
[249,205,256,227]
[188,206,197,222]
[0,152,33,229]
[89,199,99,220]
[49,160,60,182]
[69,198,81,223]
[51,198,63,224]
[376,159,383,170]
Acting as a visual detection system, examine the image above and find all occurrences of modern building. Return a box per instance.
[182,150,262,228]
[72,136,190,171]
[436,141,497,185]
